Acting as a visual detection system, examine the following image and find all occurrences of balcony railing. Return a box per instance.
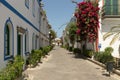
[102,5,120,18]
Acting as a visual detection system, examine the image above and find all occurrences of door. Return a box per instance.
[17,34,22,55]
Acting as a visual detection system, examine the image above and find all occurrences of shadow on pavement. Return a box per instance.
[72,54,87,60]
[67,52,73,54]
[102,73,111,77]
[102,68,112,77]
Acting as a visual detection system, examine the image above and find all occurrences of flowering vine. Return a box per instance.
[74,2,99,42]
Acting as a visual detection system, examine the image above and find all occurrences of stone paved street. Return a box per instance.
[24,46,120,80]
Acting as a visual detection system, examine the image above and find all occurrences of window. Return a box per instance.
[32,0,35,17]
[104,0,118,15]
[4,18,14,60]
[25,0,29,9]
[17,33,21,55]
[5,25,10,56]
[32,33,35,49]
[17,27,26,56]
[112,0,118,15]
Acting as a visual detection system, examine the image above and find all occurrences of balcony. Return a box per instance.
[102,5,120,19]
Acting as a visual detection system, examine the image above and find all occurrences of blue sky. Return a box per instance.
[43,0,83,38]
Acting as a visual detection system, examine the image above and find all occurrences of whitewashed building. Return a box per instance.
[98,0,120,58]
[84,0,120,58]
[39,8,51,47]
[0,0,50,69]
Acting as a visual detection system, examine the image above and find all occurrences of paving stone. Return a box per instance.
[24,46,120,80]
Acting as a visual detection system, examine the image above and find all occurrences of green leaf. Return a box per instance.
[111,25,120,31]
[103,32,113,40]
[110,33,120,45]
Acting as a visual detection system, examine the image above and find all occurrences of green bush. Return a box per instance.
[42,46,51,56]
[34,50,42,62]
[61,45,69,50]
[13,56,24,77]
[28,46,53,67]
[100,51,114,64]
[43,47,48,55]
[68,46,73,52]
[105,47,113,53]
[47,46,52,51]
[94,51,104,61]
[49,45,54,51]
[29,51,37,67]
[29,50,36,66]
[29,50,39,67]
[61,45,65,48]
[84,50,94,58]
[29,50,43,67]
[88,50,94,58]
[73,48,81,53]
[39,47,45,57]
[94,47,114,64]
[0,56,24,80]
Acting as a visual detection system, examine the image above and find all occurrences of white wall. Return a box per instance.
[0,0,40,69]
[99,19,120,58]
[98,0,120,58]
[6,0,40,30]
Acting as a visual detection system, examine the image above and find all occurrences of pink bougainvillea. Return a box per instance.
[76,29,80,35]
[74,1,99,42]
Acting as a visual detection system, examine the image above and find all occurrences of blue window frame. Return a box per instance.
[25,0,29,9]
[4,18,14,60]
[5,25,10,56]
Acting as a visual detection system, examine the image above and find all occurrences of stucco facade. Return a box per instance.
[0,0,50,69]
[85,0,120,58]
[39,8,50,47]
[98,0,120,58]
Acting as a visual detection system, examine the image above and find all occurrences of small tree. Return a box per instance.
[75,1,99,42]
[67,22,77,48]
[74,1,99,52]
[50,29,56,40]
[49,29,56,45]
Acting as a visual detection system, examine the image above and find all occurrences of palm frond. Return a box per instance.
[111,25,120,31]
[111,30,120,32]
[110,33,120,45]
[103,32,113,40]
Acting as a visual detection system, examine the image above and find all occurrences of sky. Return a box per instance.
[43,0,83,38]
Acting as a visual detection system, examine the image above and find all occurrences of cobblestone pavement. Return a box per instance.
[24,46,120,80]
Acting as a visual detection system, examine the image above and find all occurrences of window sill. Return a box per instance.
[4,55,13,61]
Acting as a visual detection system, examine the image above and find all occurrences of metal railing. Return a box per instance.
[102,5,120,18]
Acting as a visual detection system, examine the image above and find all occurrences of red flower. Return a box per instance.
[74,12,79,18]
[82,11,87,14]
[74,1,99,42]
[76,29,81,35]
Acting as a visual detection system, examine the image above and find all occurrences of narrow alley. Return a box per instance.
[24,46,119,80]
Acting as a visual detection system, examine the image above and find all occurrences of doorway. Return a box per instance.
[17,34,23,56]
